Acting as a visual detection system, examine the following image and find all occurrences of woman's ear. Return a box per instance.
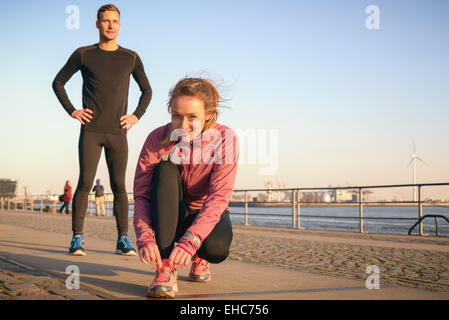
[206,109,212,120]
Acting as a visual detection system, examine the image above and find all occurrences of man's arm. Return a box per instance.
[131,53,152,120]
[120,53,152,131]
[52,48,82,116]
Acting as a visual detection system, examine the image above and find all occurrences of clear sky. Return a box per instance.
[1,0,448,200]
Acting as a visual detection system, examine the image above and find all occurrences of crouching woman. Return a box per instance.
[133,78,239,298]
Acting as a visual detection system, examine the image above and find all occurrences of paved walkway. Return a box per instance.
[0,255,102,300]
[0,210,448,300]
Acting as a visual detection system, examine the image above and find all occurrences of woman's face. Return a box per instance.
[171,96,210,140]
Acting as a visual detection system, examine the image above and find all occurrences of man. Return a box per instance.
[52,4,152,256]
[92,179,106,217]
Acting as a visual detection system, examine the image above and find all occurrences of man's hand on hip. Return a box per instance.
[120,114,138,131]
[71,109,93,125]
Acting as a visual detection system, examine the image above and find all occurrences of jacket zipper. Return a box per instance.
[186,142,194,195]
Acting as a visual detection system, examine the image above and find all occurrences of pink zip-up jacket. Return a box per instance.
[133,122,239,256]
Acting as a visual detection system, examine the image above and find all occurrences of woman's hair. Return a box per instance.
[161,78,222,146]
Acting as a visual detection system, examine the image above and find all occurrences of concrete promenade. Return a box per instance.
[0,210,448,300]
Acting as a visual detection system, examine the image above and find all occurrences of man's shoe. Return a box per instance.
[116,234,137,256]
[69,234,86,256]
[147,259,179,298]
[188,254,211,282]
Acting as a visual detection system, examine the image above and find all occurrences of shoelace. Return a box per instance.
[120,236,132,248]
[192,257,208,273]
[151,262,183,282]
[71,236,83,247]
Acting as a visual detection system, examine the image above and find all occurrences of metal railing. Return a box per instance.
[231,182,449,236]
[0,193,134,216]
[1,182,449,236]
[408,215,449,236]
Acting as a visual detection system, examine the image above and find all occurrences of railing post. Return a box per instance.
[297,190,302,229]
[434,216,440,236]
[359,187,364,233]
[418,185,423,236]
[106,195,109,216]
[292,189,296,228]
[244,191,248,226]
[40,197,43,213]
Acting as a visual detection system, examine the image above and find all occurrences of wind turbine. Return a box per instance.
[407,139,426,202]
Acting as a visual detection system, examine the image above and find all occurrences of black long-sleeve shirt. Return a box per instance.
[52,44,152,134]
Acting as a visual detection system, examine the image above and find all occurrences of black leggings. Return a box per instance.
[72,129,129,235]
[59,202,69,214]
[151,160,233,263]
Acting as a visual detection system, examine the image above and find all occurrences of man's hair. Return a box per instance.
[97,4,120,21]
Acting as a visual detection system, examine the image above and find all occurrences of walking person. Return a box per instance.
[59,180,72,214]
[92,179,106,216]
[52,4,152,256]
[133,78,239,298]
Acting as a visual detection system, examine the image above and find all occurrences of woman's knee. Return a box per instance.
[197,238,231,264]
[153,160,180,188]
[156,160,179,178]
[196,212,233,263]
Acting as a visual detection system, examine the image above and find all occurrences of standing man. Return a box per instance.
[52,4,152,256]
[92,179,106,217]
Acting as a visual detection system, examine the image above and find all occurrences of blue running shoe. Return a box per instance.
[116,234,137,256]
[69,234,86,256]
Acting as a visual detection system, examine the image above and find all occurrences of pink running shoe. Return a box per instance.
[188,254,211,282]
[147,259,179,298]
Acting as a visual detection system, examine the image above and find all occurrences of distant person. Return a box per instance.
[52,4,152,256]
[92,179,106,216]
[133,78,239,298]
[59,180,72,214]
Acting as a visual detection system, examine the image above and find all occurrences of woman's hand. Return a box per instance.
[138,242,162,267]
[169,246,192,267]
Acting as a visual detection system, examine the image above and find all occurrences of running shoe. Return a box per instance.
[147,259,179,298]
[188,254,211,282]
[116,234,137,256]
[69,234,86,256]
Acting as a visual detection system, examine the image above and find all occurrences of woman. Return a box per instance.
[133,78,239,298]
[59,180,72,214]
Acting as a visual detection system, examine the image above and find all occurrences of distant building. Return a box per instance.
[323,189,376,203]
[322,193,332,202]
[336,189,353,202]
[0,179,17,198]
[301,191,333,203]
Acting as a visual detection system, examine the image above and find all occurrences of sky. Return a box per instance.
[0,0,448,200]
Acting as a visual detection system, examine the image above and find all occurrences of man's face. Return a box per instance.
[96,10,121,41]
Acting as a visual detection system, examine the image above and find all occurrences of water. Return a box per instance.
[228,205,449,236]
[54,202,449,236]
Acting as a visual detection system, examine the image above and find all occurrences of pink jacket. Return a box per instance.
[133,122,239,256]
